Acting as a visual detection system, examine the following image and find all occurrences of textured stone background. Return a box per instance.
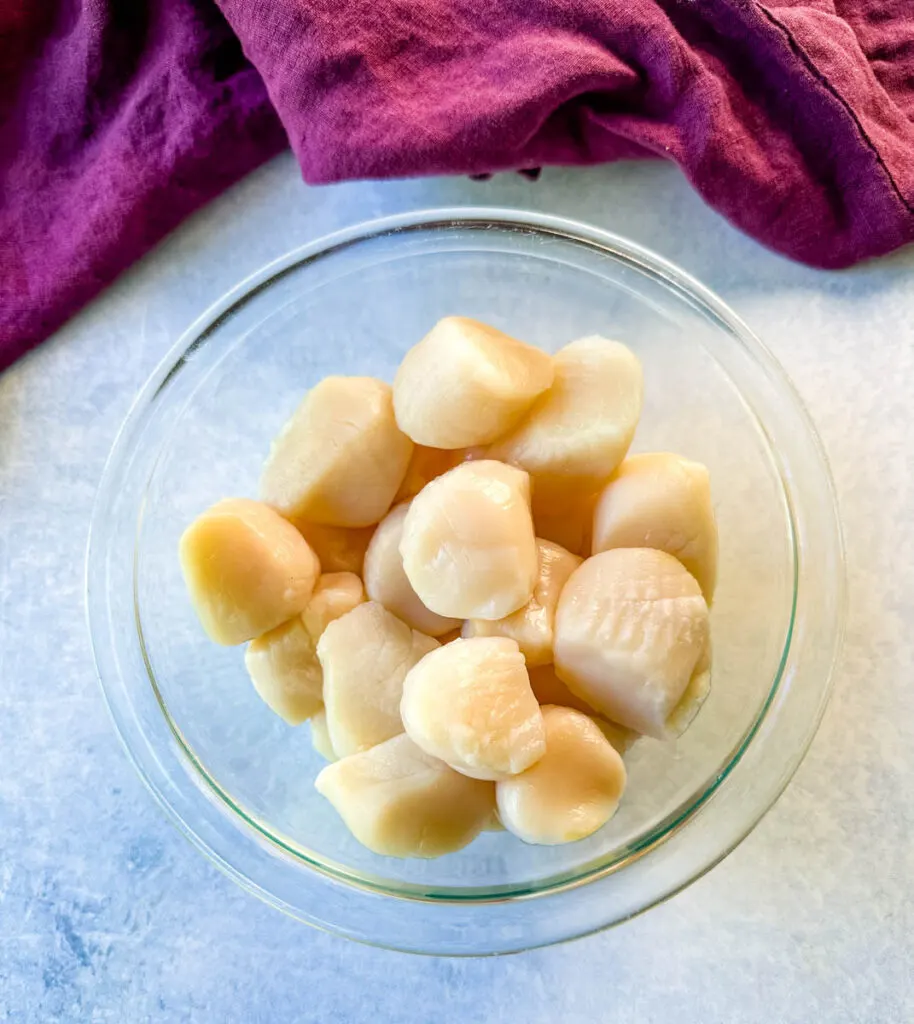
[1,157,912,1022]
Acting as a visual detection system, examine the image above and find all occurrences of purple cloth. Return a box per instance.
[3,1,914,370]
[0,2,285,368]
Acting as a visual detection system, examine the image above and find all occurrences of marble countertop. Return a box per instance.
[2,155,912,1022]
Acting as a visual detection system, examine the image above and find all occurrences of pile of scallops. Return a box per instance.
[179,317,717,859]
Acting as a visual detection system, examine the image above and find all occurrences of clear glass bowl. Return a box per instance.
[86,208,845,955]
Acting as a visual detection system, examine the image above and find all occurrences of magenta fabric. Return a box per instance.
[0,1,285,368]
[3,1,914,370]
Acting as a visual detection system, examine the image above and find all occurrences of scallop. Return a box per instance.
[289,519,375,575]
[393,317,554,448]
[400,636,546,781]
[394,445,465,503]
[592,452,718,600]
[399,460,538,620]
[527,665,639,755]
[179,498,319,645]
[363,503,461,636]
[302,572,365,639]
[244,572,363,725]
[527,663,601,717]
[554,548,710,738]
[244,618,323,725]
[315,734,495,858]
[260,376,413,527]
[463,539,581,666]
[318,602,439,757]
[488,337,643,511]
[532,494,596,557]
[496,705,627,845]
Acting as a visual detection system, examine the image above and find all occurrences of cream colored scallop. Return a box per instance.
[394,445,465,502]
[592,452,718,600]
[289,519,375,575]
[496,705,627,845]
[393,317,554,448]
[180,498,320,645]
[363,503,461,636]
[310,708,337,761]
[399,460,538,620]
[244,618,323,725]
[463,539,581,666]
[400,637,545,781]
[532,493,596,557]
[528,663,600,717]
[243,574,362,725]
[554,548,710,739]
[302,572,365,639]
[315,734,495,858]
[488,337,643,511]
[527,665,639,754]
[260,376,413,527]
[318,602,439,758]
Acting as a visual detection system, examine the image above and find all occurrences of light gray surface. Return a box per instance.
[2,154,912,1021]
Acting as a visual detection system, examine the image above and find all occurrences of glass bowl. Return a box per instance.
[86,208,844,955]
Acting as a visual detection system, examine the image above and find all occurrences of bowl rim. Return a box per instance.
[86,206,846,955]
